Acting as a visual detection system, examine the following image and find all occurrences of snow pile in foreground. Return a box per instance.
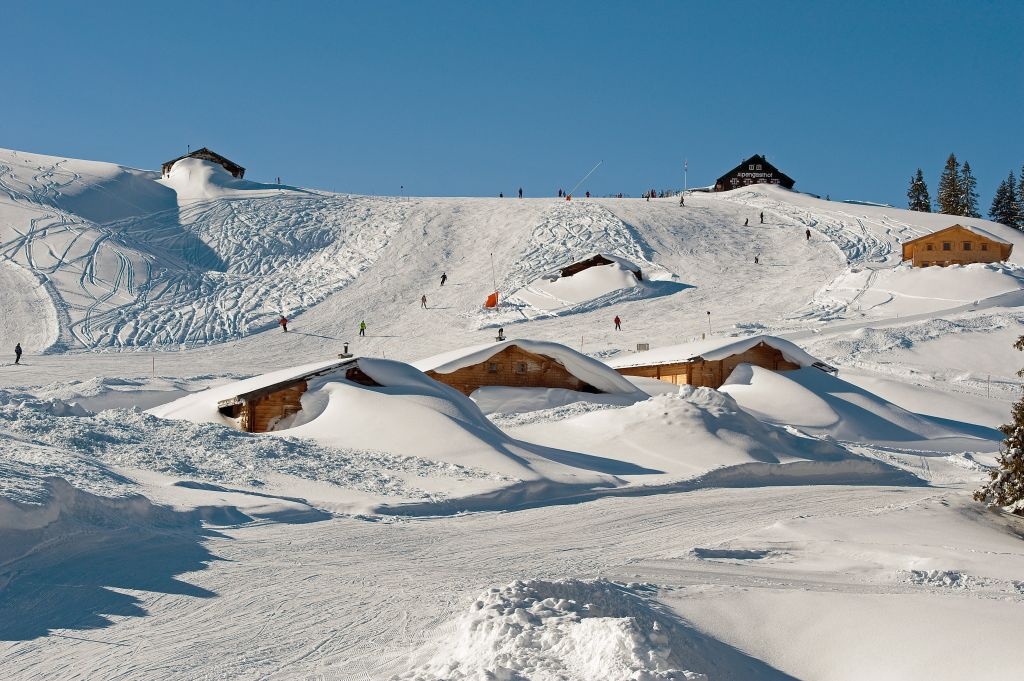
[398,579,706,681]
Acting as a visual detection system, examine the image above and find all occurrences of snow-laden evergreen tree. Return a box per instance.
[975,336,1024,515]
[937,153,961,215]
[988,172,1021,229]
[959,161,980,218]
[906,168,932,212]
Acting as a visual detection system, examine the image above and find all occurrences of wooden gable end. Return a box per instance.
[901,225,1012,267]
[425,345,600,396]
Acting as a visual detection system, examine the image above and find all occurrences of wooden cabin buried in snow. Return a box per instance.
[216,359,380,433]
[714,154,794,192]
[900,224,1012,267]
[614,340,833,390]
[425,344,601,396]
[162,147,246,179]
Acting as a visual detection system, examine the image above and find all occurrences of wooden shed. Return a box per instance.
[162,147,246,179]
[900,224,1012,267]
[424,344,600,396]
[217,358,376,432]
[609,336,834,390]
[714,154,794,192]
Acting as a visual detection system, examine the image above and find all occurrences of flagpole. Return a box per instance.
[684,158,688,193]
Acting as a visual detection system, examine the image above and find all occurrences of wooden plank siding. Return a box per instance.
[615,342,800,389]
[901,225,1012,267]
[425,345,599,396]
[242,382,307,433]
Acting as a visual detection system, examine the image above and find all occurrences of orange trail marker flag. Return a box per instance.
[485,291,499,308]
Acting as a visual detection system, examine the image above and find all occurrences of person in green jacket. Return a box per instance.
[359,321,366,337]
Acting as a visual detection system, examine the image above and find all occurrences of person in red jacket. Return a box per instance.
[279,316,288,332]
[614,315,622,331]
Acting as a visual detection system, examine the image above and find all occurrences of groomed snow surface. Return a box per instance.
[1,147,1024,680]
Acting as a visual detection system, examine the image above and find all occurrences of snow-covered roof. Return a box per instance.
[605,334,823,370]
[412,339,642,395]
[904,224,1012,247]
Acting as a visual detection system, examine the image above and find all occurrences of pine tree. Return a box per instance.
[906,168,932,212]
[988,172,1021,229]
[959,161,980,218]
[975,336,1024,515]
[937,153,961,215]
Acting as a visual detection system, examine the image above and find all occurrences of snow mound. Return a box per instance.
[398,579,706,681]
[509,386,849,480]
[815,262,1024,318]
[159,157,280,201]
[720,364,1002,451]
[513,253,653,313]
[607,334,825,371]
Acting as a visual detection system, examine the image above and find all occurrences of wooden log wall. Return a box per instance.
[614,343,800,389]
[244,381,308,433]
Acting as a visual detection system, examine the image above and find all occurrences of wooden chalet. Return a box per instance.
[414,339,641,398]
[901,224,1012,267]
[424,344,600,396]
[609,335,834,390]
[162,147,246,179]
[217,358,379,433]
[714,154,794,192]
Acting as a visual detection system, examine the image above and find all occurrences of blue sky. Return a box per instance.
[4,1,1022,207]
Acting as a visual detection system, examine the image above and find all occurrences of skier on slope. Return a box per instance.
[518,187,523,198]
[279,316,288,332]
[440,273,447,287]
[421,294,428,309]
[614,315,622,331]
[760,211,764,224]
[744,218,749,226]
[806,228,811,241]
[14,343,22,365]
[359,321,366,337]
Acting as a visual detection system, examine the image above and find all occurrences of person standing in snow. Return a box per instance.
[279,316,288,332]
[421,294,428,309]
[359,321,366,336]
[614,315,621,331]
[754,255,759,264]
[585,191,590,198]
[679,195,685,206]
[806,228,811,241]
[558,189,563,197]
[14,343,22,365]
[499,192,503,198]
[518,187,523,198]
[760,211,764,224]
[744,218,749,226]
[440,273,447,287]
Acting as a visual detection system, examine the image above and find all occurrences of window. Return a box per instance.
[755,164,762,170]
[487,362,498,373]
[748,164,755,170]
[981,243,989,251]
[514,362,527,375]
[963,241,972,251]
[926,243,934,251]
[942,242,952,251]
